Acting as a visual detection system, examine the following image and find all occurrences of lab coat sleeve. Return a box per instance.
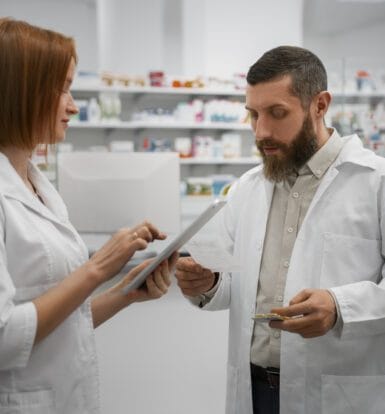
[329,280,385,339]
[0,205,37,370]
[330,177,385,340]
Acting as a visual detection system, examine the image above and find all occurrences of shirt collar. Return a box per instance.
[299,128,344,179]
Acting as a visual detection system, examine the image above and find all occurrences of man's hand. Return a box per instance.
[269,289,337,338]
[175,257,217,297]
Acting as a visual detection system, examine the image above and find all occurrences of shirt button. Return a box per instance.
[287,227,294,233]
[273,331,281,339]
[292,192,299,198]
[283,261,290,268]
[276,295,283,302]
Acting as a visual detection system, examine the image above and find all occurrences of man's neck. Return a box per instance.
[317,125,333,150]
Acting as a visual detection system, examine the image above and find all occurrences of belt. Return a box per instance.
[250,364,280,388]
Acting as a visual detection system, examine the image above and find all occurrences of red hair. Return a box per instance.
[0,18,77,150]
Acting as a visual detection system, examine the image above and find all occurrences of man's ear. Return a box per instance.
[313,91,332,118]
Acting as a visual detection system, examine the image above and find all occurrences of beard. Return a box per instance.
[256,114,319,182]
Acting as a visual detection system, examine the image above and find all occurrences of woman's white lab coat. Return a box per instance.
[204,135,385,414]
[0,153,100,413]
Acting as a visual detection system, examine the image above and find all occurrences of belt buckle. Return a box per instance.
[266,367,280,389]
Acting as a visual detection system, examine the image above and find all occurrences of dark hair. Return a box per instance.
[0,17,77,150]
[246,46,327,108]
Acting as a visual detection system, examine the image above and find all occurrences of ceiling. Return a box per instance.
[304,0,385,36]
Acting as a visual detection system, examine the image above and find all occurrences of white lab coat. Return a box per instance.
[0,153,100,413]
[204,134,385,414]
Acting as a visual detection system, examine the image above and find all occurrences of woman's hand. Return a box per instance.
[86,221,166,284]
[116,251,179,304]
[91,252,179,328]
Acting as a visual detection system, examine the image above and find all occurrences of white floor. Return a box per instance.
[95,280,229,414]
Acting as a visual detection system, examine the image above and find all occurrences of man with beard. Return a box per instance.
[175,46,385,414]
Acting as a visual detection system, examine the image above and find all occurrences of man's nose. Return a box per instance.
[253,116,272,141]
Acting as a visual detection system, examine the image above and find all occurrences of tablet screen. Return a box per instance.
[121,198,227,294]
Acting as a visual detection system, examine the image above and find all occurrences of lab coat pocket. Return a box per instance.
[321,375,385,414]
[321,233,382,287]
[0,389,54,414]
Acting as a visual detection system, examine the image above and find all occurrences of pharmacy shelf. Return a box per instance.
[72,84,385,99]
[180,157,260,165]
[71,84,245,97]
[72,85,385,99]
[69,121,250,131]
[332,91,385,99]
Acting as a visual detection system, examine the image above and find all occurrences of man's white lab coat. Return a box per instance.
[0,153,100,413]
[204,135,385,414]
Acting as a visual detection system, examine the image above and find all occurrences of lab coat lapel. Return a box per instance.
[300,167,340,232]
[300,135,377,232]
[263,176,275,213]
[6,191,68,228]
[248,172,274,244]
[0,153,68,229]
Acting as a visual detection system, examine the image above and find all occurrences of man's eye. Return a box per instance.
[271,109,286,119]
[249,112,258,120]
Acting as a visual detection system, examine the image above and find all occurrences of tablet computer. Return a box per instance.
[121,198,227,294]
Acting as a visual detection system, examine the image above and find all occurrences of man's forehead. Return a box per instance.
[246,76,299,107]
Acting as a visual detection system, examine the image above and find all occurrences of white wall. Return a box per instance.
[0,0,98,71]
[1,0,304,76]
[205,0,303,77]
[182,0,304,77]
[304,19,385,64]
[97,0,165,74]
[97,0,304,77]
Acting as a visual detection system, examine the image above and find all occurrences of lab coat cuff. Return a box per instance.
[327,289,343,337]
[186,273,221,308]
[0,302,37,370]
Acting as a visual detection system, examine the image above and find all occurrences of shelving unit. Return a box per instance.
[66,83,257,180]
[70,120,250,131]
[70,84,246,97]
[57,83,259,227]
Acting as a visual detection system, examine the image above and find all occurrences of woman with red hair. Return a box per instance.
[0,18,176,413]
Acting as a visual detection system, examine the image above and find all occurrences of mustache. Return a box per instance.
[256,139,288,150]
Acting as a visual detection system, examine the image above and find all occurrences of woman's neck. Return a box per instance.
[1,146,33,185]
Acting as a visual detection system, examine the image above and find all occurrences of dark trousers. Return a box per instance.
[250,365,280,414]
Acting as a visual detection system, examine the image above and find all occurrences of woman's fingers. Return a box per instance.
[130,221,167,241]
[146,262,170,296]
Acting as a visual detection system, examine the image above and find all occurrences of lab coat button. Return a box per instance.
[283,261,290,268]
[287,227,294,233]
[292,192,299,198]
[273,331,281,338]
[276,295,283,302]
